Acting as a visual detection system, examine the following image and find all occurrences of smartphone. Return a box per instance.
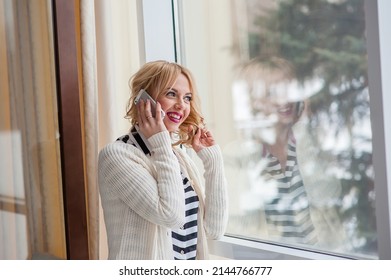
[134,89,165,118]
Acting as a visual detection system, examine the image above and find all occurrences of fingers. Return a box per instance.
[196,126,202,137]
[138,99,154,124]
[193,127,212,142]
[155,102,162,122]
[192,126,202,141]
[191,126,210,138]
[200,127,215,145]
[198,128,210,139]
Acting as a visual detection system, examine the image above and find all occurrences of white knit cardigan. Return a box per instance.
[98,130,228,259]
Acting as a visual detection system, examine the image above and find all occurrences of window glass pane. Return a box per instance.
[0,0,66,259]
[179,0,377,258]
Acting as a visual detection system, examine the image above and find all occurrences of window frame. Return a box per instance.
[52,0,89,259]
[365,0,391,260]
[139,0,391,259]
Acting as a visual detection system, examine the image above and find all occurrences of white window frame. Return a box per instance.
[365,0,391,260]
[138,0,391,260]
[136,0,177,63]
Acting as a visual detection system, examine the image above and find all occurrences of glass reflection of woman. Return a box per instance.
[229,56,346,249]
[258,99,318,245]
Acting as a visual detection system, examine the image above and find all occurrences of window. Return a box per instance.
[226,0,376,258]
[167,0,390,259]
[139,0,391,259]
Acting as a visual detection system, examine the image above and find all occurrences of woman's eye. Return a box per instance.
[184,96,192,103]
[166,91,175,97]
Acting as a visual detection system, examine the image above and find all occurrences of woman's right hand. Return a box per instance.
[190,125,216,153]
[137,99,167,138]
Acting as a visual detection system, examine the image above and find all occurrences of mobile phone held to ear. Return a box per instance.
[134,89,165,118]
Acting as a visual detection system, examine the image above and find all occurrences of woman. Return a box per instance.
[258,99,318,245]
[225,57,345,250]
[98,60,228,260]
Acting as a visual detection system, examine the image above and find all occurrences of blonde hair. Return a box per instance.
[125,60,204,146]
[238,56,304,123]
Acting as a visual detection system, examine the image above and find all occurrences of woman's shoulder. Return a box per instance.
[98,137,143,162]
[100,137,131,152]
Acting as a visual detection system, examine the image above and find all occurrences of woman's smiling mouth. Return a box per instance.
[166,112,183,123]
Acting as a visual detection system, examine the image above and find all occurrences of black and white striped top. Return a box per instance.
[117,127,199,259]
[171,174,199,260]
[262,136,317,245]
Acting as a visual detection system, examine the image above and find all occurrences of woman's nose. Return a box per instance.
[174,98,185,109]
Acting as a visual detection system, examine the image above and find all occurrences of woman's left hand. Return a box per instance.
[191,126,216,153]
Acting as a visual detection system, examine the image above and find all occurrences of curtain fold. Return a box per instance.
[80,0,99,260]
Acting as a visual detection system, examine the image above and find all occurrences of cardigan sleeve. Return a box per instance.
[196,145,229,239]
[98,131,185,228]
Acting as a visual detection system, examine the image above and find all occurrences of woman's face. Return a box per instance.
[274,102,299,125]
[259,99,299,126]
[157,73,192,132]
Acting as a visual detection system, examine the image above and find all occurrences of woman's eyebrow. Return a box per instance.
[166,88,192,95]
[166,87,177,92]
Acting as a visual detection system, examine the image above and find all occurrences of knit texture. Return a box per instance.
[98,131,228,259]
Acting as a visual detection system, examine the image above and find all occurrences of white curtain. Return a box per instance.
[80,0,142,259]
[80,0,99,260]
[0,0,66,259]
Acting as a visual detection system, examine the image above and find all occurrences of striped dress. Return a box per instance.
[117,127,199,259]
[171,174,199,260]
[262,137,317,245]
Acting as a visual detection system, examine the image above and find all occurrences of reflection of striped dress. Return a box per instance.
[262,137,317,245]
[172,174,199,260]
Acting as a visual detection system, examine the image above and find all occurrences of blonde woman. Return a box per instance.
[98,60,228,259]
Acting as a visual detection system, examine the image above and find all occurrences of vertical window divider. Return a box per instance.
[52,0,89,260]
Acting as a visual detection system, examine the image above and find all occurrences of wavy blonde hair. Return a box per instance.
[125,60,204,147]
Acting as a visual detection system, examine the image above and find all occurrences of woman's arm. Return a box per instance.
[98,131,185,228]
[197,145,229,239]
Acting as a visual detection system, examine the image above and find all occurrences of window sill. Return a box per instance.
[208,236,354,260]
